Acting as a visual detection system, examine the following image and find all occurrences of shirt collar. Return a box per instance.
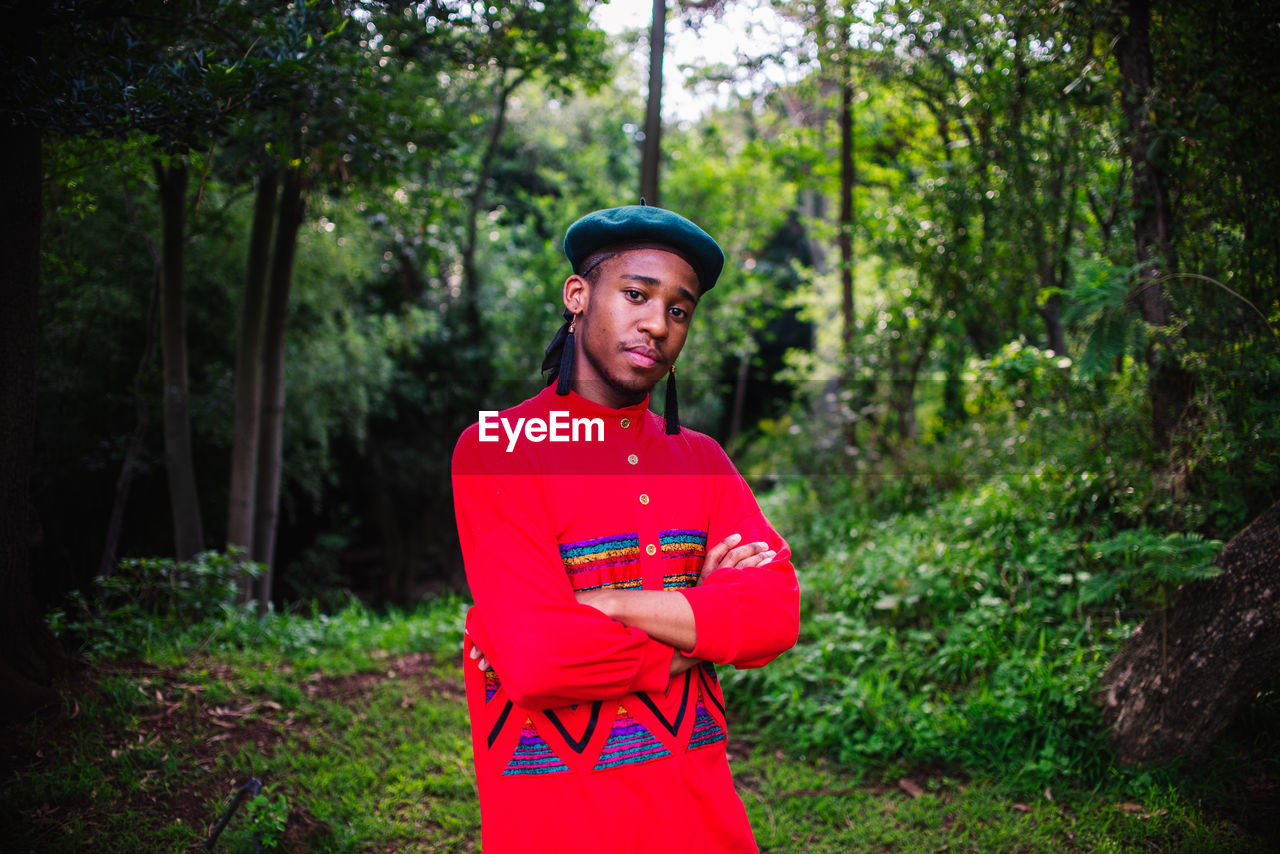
[538,384,655,435]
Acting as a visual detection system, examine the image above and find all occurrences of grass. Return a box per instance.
[3,598,1276,853]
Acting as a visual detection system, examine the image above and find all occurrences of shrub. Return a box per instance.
[47,549,263,659]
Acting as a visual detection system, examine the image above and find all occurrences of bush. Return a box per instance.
[728,347,1228,787]
[732,473,1191,785]
[47,550,263,659]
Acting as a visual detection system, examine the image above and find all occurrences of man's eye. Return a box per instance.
[670,307,687,319]
[625,289,643,301]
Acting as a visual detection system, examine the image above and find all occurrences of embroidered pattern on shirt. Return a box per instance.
[484,668,501,703]
[659,528,707,560]
[688,694,727,751]
[662,571,699,589]
[560,533,640,575]
[504,717,571,776]
[659,528,706,588]
[560,532,642,591]
[593,705,671,771]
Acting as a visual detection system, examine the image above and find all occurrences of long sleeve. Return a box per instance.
[678,440,800,668]
[452,424,675,710]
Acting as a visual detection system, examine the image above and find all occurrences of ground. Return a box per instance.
[2,652,1277,852]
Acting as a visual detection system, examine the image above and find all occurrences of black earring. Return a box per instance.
[541,308,577,395]
[556,313,577,395]
[664,364,680,435]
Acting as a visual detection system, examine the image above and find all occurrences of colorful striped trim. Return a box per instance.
[484,669,501,704]
[574,575,643,593]
[687,697,727,751]
[662,571,699,589]
[593,705,670,771]
[559,533,640,574]
[659,528,707,561]
[578,570,696,591]
[504,718,571,776]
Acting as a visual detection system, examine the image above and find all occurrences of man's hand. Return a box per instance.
[699,532,775,585]
[669,650,701,678]
[465,633,490,672]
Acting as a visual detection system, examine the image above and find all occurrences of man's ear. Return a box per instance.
[563,274,588,316]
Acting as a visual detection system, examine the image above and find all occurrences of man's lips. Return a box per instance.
[624,346,663,369]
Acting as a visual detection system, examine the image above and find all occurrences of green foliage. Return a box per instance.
[49,550,263,659]
[1062,257,1144,381]
[737,750,1267,853]
[1079,530,1222,609]
[249,791,291,852]
[733,472,1118,785]
[115,594,471,679]
[731,333,1235,787]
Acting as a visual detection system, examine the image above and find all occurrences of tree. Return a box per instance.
[250,166,308,607]
[640,0,666,204]
[1,0,71,718]
[0,118,66,720]
[1113,0,1194,451]
[226,171,278,575]
[154,158,206,559]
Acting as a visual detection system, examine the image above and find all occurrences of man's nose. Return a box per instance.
[637,303,668,340]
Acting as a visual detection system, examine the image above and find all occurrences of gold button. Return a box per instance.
[639,493,650,505]
[620,417,631,429]
[627,453,639,465]
[645,543,657,556]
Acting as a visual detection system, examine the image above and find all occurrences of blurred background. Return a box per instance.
[6,0,1275,632]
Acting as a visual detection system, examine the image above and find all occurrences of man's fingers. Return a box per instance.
[704,533,742,567]
[720,541,770,568]
[738,549,776,567]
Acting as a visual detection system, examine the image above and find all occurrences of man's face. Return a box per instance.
[568,248,700,409]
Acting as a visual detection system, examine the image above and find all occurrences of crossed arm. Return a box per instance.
[468,533,776,678]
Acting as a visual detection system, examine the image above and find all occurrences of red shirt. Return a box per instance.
[452,384,800,853]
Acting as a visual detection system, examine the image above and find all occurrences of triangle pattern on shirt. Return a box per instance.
[503,717,570,776]
[594,704,670,771]
[687,690,727,751]
[484,668,501,704]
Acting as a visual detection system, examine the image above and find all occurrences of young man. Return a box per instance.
[451,204,800,852]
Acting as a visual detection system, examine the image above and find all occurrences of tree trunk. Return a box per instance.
[640,0,665,205]
[0,114,69,721]
[889,315,939,445]
[376,485,409,605]
[251,167,306,609]
[227,170,279,584]
[99,167,164,577]
[1115,0,1195,449]
[1038,282,1068,356]
[727,351,750,446]
[154,159,205,560]
[1097,499,1280,764]
[838,63,855,354]
[460,68,524,345]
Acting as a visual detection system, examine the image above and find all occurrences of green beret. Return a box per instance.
[564,204,725,291]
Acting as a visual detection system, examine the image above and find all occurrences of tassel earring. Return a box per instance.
[664,364,680,435]
[556,313,577,395]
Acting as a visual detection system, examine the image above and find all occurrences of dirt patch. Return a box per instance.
[303,651,462,704]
